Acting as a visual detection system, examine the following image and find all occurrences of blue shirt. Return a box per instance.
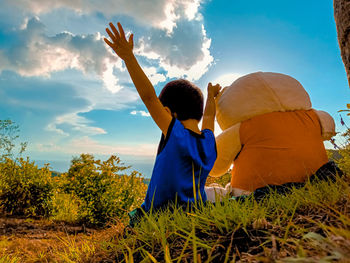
[141,118,217,212]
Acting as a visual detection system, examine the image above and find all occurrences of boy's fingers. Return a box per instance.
[117,22,127,40]
[106,28,118,43]
[104,38,113,47]
[109,23,121,40]
[128,34,134,49]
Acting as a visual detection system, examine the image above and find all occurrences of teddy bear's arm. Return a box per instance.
[210,123,242,177]
[313,110,336,140]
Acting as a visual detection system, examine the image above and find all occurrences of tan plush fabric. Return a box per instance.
[216,72,312,130]
[212,72,335,179]
[231,110,329,191]
[210,123,241,177]
[314,110,337,140]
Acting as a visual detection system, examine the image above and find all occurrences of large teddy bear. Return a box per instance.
[205,72,336,200]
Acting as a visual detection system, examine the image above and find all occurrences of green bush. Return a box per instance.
[60,154,147,226]
[0,119,27,161]
[0,158,54,217]
[51,192,80,223]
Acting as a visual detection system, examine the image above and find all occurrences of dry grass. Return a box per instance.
[0,176,349,262]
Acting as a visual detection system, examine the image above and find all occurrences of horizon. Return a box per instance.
[1,0,350,177]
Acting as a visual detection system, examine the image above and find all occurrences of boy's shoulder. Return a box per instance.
[158,118,215,154]
[169,119,214,143]
[172,119,216,154]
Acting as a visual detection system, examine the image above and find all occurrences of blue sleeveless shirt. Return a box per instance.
[141,118,217,212]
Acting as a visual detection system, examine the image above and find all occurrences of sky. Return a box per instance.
[0,0,349,177]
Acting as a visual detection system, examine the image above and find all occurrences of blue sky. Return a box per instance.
[0,0,349,177]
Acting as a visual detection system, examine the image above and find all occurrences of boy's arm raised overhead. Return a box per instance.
[202,83,221,132]
[104,22,172,136]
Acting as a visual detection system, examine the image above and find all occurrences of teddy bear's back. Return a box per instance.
[216,72,312,130]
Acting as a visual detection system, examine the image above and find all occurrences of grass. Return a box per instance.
[106,175,350,262]
[1,173,348,262]
[0,147,349,262]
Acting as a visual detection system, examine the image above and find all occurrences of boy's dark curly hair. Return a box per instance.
[159,79,203,121]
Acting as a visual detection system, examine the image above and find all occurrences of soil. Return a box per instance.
[0,216,96,238]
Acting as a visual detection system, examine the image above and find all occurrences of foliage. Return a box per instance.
[0,119,27,161]
[1,175,350,262]
[329,112,350,173]
[51,193,80,223]
[0,158,54,217]
[1,120,350,261]
[338,103,350,116]
[60,154,147,226]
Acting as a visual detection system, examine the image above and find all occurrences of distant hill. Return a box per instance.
[143,178,150,185]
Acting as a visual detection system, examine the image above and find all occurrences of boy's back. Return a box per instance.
[104,22,220,213]
[142,118,216,211]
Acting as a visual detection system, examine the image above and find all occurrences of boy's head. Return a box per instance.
[159,79,203,121]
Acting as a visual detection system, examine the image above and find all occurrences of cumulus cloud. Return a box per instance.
[143,66,167,85]
[136,21,213,81]
[0,0,214,146]
[0,17,122,93]
[3,0,212,83]
[130,110,151,117]
[6,0,202,33]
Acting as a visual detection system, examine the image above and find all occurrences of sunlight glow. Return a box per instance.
[212,73,243,88]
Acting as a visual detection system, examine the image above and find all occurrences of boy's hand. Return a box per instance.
[104,22,134,61]
[202,83,221,132]
[207,83,222,98]
[104,22,172,136]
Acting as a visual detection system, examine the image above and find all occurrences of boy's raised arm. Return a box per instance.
[104,22,172,135]
[202,83,221,132]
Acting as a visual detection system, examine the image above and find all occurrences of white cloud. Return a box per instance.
[47,111,107,136]
[70,136,157,156]
[6,0,203,33]
[46,123,69,137]
[0,17,122,93]
[36,142,64,152]
[4,0,212,83]
[138,23,213,81]
[102,58,123,93]
[36,136,157,157]
[130,110,151,117]
[1,0,214,142]
[143,66,167,85]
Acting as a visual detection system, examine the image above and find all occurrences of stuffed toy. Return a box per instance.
[205,72,336,201]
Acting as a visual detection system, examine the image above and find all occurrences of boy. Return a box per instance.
[104,22,220,214]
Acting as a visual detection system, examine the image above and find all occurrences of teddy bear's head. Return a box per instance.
[216,72,312,131]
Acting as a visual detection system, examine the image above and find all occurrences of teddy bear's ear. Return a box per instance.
[210,123,241,177]
[313,110,336,140]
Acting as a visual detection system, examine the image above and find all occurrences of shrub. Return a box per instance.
[0,119,27,161]
[60,154,147,226]
[51,192,80,223]
[0,158,54,217]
